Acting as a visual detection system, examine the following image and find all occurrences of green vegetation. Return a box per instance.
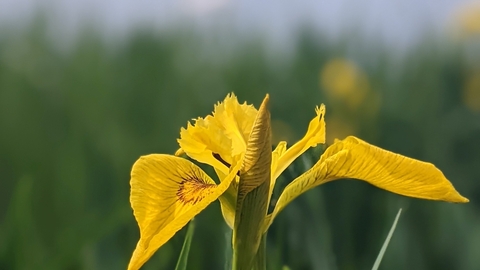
[1,20,479,269]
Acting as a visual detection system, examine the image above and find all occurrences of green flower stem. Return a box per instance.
[232,233,267,270]
[252,234,267,270]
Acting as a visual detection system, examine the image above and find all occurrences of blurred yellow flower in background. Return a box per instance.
[319,58,381,141]
[325,115,357,145]
[454,3,480,37]
[463,71,480,112]
[320,58,370,111]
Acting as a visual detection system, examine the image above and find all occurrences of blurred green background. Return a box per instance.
[1,4,480,270]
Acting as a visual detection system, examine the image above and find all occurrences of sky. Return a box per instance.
[0,0,476,49]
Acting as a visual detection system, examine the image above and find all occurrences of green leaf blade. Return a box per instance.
[372,208,402,270]
[175,219,196,270]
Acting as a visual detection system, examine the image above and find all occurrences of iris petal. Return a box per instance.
[212,93,258,157]
[128,154,241,270]
[177,94,257,174]
[272,105,326,180]
[178,118,232,175]
[320,136,469,202]
[264,136,468,231]
[216,167,237,229]
[268,141,287,201]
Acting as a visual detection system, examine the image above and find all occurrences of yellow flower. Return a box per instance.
[454,3,480,37]
[463,71,480,112]
[128,93,468,270]
[320,58,370,111]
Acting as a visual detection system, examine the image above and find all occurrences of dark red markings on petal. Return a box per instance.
[176,171,216,205]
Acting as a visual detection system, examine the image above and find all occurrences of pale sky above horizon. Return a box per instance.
[0,0,477,49]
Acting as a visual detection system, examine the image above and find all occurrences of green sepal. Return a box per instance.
[233,95,272,270]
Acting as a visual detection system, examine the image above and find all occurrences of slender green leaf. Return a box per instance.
[175,219,196,270]
[372,208,402,270]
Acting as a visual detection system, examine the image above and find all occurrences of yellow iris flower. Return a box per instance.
[128,93,468,270]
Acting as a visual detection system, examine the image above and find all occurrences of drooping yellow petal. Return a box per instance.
[264,136,468,231]
[263,148,349,231]
[234,94,272,270]
[177,93,258,175]
[272,104,326,180]
[320,136,469,202]
[128,154,241,270]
